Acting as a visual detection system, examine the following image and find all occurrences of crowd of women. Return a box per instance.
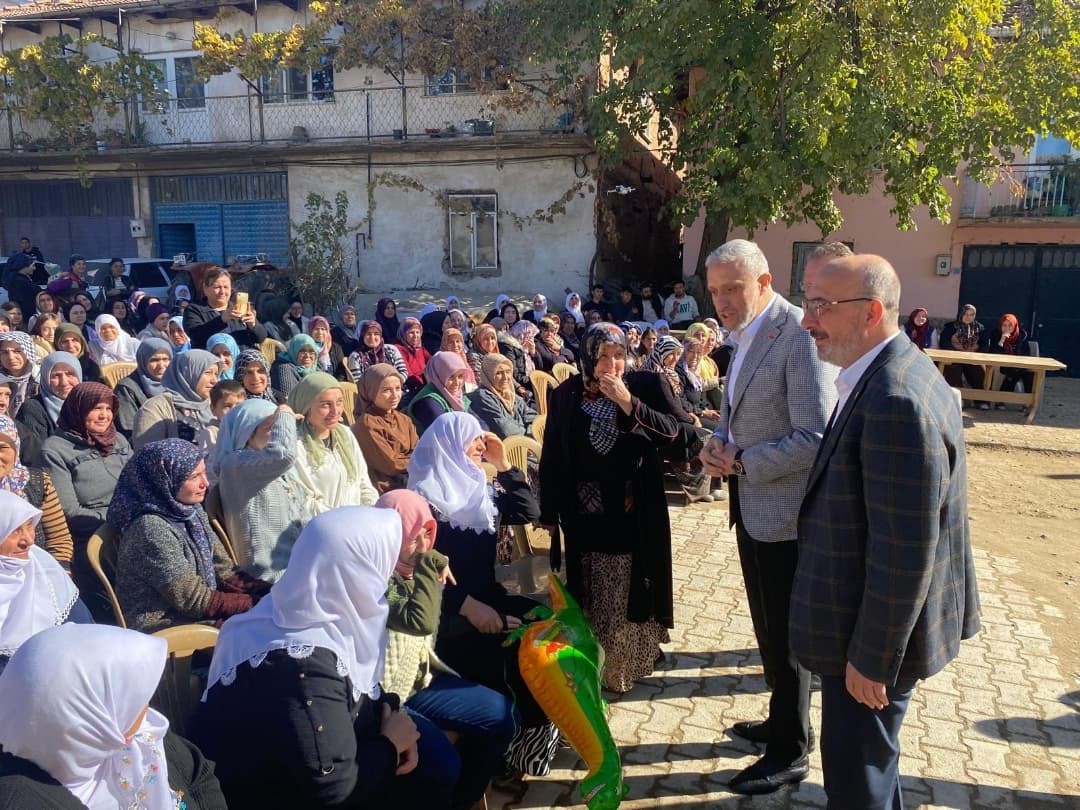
[0,272,749,809]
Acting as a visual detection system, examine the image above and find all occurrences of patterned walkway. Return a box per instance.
[492,501,1080,809]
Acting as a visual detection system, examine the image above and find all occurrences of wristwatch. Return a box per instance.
[731,450,745,477]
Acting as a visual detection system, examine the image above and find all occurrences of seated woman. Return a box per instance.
[235,348,284,403]
[939,303,988,408]
[675,337,720,432]
[271,333,319,402]
[87,314,139,365]
[213,399,316,582]
[408,412,559,776]
[984,313,1034,404]
[206,332,241,380]
[0,331,39,415]
[534,316,576,372]
[468,323,499,376]
[166,317,191,356]
[500,301,521,328]
[290,372,378,510]
[684,323,724,409]
[637,325,658,364]
[110,438,269,632]
[1,416,74,570]
[0,491,91,676]
[137,301,172,342]
[52,324,102,384]
[467,353,537,439]
[395,316,431,401]
[539,322,677,692]
[14,351,81,466]
[61,301,95,344]
[353,364,418,493]
[509,320,541,381]
[114,338,171,440]
[407,351,474,434]
[374,297,401,342]
[347,320,407,383]
[378,489,516,809]
[903,307,939,351]
[439,326,477,391]
[197,507,458,810]
[40,382,133,612]
[558,310,583,362]
[332,304,363,355]
[182,266,268,350]
[308,316,347,378]
[133,349,220,449]
[28,313,60,364]
[106,294,138,336]
[0,624,229,809]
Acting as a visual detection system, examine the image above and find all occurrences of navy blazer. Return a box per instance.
[790,335,980,685]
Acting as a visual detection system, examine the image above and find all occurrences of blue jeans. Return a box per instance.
[406,674,518,807]
[396,708,461,809]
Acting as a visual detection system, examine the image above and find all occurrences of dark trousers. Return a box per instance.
[730,478,810,764]
[819,675,915,810]
[406,674,518,808]
[1000,369,1035,393]
[943,363,985,390]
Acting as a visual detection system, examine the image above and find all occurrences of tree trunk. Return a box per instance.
[686,210,730,320]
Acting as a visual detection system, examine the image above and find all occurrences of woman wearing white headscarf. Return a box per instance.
[87,313,140,364]
[133,349,221,449]
[0,624,228,808]
[196,506,458,809]
[0,491,91,676]
[564,291,585,325]
[212,398,317,583]
[407,411,560,777]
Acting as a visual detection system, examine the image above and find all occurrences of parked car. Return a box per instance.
[85,258,178,300]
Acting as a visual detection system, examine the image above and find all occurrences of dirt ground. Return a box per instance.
[963,377,1080,686]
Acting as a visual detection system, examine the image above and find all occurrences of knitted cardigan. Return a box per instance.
[383,550,453,699]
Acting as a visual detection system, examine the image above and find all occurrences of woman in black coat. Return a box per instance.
[983,312,1034,401]
[538,323,678,693]
[182,266,268,350]
[406,412,561,778]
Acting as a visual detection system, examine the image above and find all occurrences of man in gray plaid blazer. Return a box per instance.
[792,254,980,809]
[701,239,835,794]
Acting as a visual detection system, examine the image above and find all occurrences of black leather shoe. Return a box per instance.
[727,755,810,795]
[731,719,770,744]
[730,719,817,753]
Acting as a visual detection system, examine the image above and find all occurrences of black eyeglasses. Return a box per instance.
[803,297,874,316]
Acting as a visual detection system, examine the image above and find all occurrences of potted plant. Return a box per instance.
[13,132,31,153]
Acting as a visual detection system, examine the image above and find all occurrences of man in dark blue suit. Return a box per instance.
[791,254,980,809]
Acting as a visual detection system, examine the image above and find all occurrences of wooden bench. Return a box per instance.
[924,349,1067,424]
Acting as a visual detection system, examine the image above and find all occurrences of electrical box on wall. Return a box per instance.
[935,254,951,276]
[130,219,147,238]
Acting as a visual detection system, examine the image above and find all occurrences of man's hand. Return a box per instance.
[846,661,888,711]
[700,435,738,476]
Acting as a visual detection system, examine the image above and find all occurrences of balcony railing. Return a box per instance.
[959,162,1079,219]
[0,82,580,153]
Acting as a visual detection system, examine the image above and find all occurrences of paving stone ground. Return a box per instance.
[490,501,1080,809]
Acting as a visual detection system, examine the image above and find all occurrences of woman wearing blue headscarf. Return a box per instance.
[110,438,271,632]
[270,333,319,402]
[206,333,241,380]
[167,316,191,355]
[211,399,317,582]
[113,338,171,440]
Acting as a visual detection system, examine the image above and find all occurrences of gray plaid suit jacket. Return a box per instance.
[790,335,981,684]
[718,294,836,543]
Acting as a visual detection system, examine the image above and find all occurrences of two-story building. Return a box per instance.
[0,0,646,298]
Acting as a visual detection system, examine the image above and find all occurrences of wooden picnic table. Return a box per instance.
[924,349,1067,424]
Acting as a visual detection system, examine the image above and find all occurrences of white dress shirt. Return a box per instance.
[723,293,776,443]
[831,331,903,425]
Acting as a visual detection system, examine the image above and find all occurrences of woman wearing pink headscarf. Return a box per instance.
[378,488,516,810]
[405,351,473,434]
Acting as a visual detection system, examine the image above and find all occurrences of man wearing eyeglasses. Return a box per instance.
[700,239,834,795]
[792,254,980,809]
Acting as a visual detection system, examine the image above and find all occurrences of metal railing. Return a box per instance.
[959,163,1079,218]
[0,81,580,152]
